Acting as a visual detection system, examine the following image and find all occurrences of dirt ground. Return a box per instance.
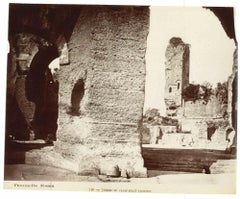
[4,164,235,184]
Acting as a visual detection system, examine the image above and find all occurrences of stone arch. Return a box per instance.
[7,4,149,177]
[25,44,59,141]
[177,82,180,90]
[176,80,181,90]
[68,79,85,116]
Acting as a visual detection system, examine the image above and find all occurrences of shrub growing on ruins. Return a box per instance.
[206,119,229,129]
[182,84,200,102]
[144,108,160,122]
[161,116,178,126]
[182,83,213,103]
[215,82,228,104]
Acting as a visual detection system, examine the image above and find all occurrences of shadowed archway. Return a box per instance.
[25,45,59,141]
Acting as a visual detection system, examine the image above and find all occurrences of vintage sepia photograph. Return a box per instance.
[3,2,238,194]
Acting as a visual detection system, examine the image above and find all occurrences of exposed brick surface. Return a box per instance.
[56,6,149,176]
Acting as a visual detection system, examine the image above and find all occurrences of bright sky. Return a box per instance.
[144,7,236,114]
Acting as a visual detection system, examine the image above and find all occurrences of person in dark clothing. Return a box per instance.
[25,45,59,141]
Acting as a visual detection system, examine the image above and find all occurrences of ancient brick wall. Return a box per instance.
[55,6,149,177]
[183,96,224,118]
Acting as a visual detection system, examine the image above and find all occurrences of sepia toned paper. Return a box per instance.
[2,1,238,196]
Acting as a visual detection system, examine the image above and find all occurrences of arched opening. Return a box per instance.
[67,79,85,116]
[6,33,61,142]
[177,82,180,90]
[169,87,172,93]
[4,4,237,181]
[25,46,59,141]
[5,34,60,165]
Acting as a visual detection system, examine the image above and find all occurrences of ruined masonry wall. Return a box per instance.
[56,6,149,177]
[8,34,40,125]
[184,97,224,118]
[164,39,189,106]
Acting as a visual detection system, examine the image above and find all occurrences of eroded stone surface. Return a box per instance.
[164,37,190,107]
[55,6,149,177]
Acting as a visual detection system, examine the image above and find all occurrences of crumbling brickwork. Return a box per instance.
[7,5,149,178]
[164,37,190,107]
[183,97,224,118]
[53,6,149,176]
[6,34,40,134]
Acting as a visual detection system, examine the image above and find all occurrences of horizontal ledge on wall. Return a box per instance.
[85,87,145,93]
[184,117,224,119]
[91,70,146,75]
[85,138,141,145]
[86,120,139,127]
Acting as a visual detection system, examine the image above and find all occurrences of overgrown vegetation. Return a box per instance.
[161,117,179,126]
[206,119,229,129]
[215,82,228,104]
[182,81,228,104]
[144,108,160,121]
[143,108,178,126]
[182,82,213,103]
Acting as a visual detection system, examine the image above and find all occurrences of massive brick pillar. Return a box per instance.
[52,6,149,177]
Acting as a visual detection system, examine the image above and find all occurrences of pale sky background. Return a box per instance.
[144,7,236,114]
